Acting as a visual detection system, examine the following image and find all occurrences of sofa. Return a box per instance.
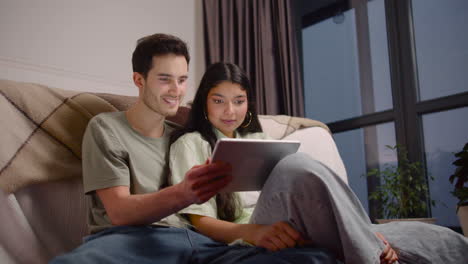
[0,79,348,264]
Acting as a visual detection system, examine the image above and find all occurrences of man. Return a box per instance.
[82,34,232,233]
[51,33,334,263]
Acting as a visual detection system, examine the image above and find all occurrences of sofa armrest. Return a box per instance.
[0,178,88,264]
[282,127,347,184]
[0,189,49,264]
[240,126,348,208]
[0,246,16,264]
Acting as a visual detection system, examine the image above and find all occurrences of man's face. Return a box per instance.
[137,54,188,117]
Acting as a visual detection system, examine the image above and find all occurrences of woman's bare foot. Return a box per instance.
[376,232,399,264]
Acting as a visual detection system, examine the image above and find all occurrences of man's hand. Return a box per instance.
[95,161,231,226]
[178,160,232,205]
[245,221,306,251]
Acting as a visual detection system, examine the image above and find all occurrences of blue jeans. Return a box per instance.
[50,226,336,264]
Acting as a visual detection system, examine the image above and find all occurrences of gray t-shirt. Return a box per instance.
[82,111,189,233]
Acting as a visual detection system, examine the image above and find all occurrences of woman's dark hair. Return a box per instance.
[132,33,190,79]
[170,62,262,222]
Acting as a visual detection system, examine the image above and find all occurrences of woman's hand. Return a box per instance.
[376,232,399,264]
[245,221,306,251]
[189,216,307,251]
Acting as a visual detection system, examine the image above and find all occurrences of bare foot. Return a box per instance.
[375,232,399,264]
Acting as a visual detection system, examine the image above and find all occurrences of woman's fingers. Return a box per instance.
[261,240,279,252]
[278,221,302,241]
[375,232,388,244]
[256,222,306,251]
[273,221,302,248]
[268,235,288,251]
[390,247,399,263]
[276,231,297,248]
[381,244,392,261]
[376,232,399,264]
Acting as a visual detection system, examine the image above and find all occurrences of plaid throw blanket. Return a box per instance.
[0,79,328,194]
[0,79,140,193]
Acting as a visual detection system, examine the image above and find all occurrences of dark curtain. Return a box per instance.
[202,0,305,116]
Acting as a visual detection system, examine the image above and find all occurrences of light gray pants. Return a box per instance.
[250,153,468,264]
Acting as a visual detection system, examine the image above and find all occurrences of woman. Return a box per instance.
[169,62,468,264]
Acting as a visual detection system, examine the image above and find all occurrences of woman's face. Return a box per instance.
[206,81,248,138]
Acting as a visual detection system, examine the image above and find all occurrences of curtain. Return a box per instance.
[202,0,305,116]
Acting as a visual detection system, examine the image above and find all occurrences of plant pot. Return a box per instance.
[376,218,437,225]
[457,205,468,237]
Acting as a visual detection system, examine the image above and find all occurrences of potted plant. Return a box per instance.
[366,145,435,224]
[449,142,468,236]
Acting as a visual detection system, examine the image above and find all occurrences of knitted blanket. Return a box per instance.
[0,79,328,193]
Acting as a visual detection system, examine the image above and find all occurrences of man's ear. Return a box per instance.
[133,72,145,93]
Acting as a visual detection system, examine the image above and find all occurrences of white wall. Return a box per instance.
[0,0,205,105]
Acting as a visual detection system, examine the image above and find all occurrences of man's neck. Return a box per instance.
[125,103,166,138]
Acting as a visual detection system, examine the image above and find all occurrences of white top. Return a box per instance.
[169,128,268,223]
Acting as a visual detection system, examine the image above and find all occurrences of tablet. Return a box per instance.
[211,138,301,192]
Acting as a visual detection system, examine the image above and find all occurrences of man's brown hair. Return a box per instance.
[132,33,190,79]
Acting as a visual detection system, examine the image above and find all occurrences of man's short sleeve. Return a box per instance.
[82,116,130,194]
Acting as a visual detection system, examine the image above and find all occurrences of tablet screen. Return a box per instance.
[211,138,300,192]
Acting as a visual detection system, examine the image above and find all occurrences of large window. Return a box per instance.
[412,0,468,101]
[303,0,392,124]
[333,122,396,212]
[301,0,468,227]
[302,7,361,124]
[422,107,468,226]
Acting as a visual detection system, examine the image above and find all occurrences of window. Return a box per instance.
[412,0,468,101]
[334,122,396,212]
[302,0,392,124]
[301,0,468,228]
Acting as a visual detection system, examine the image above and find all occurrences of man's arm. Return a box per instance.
[97,162,232,226]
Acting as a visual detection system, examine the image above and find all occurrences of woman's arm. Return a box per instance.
[189,214,305,251]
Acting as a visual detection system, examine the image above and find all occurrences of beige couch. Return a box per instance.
[0,79,347,264]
